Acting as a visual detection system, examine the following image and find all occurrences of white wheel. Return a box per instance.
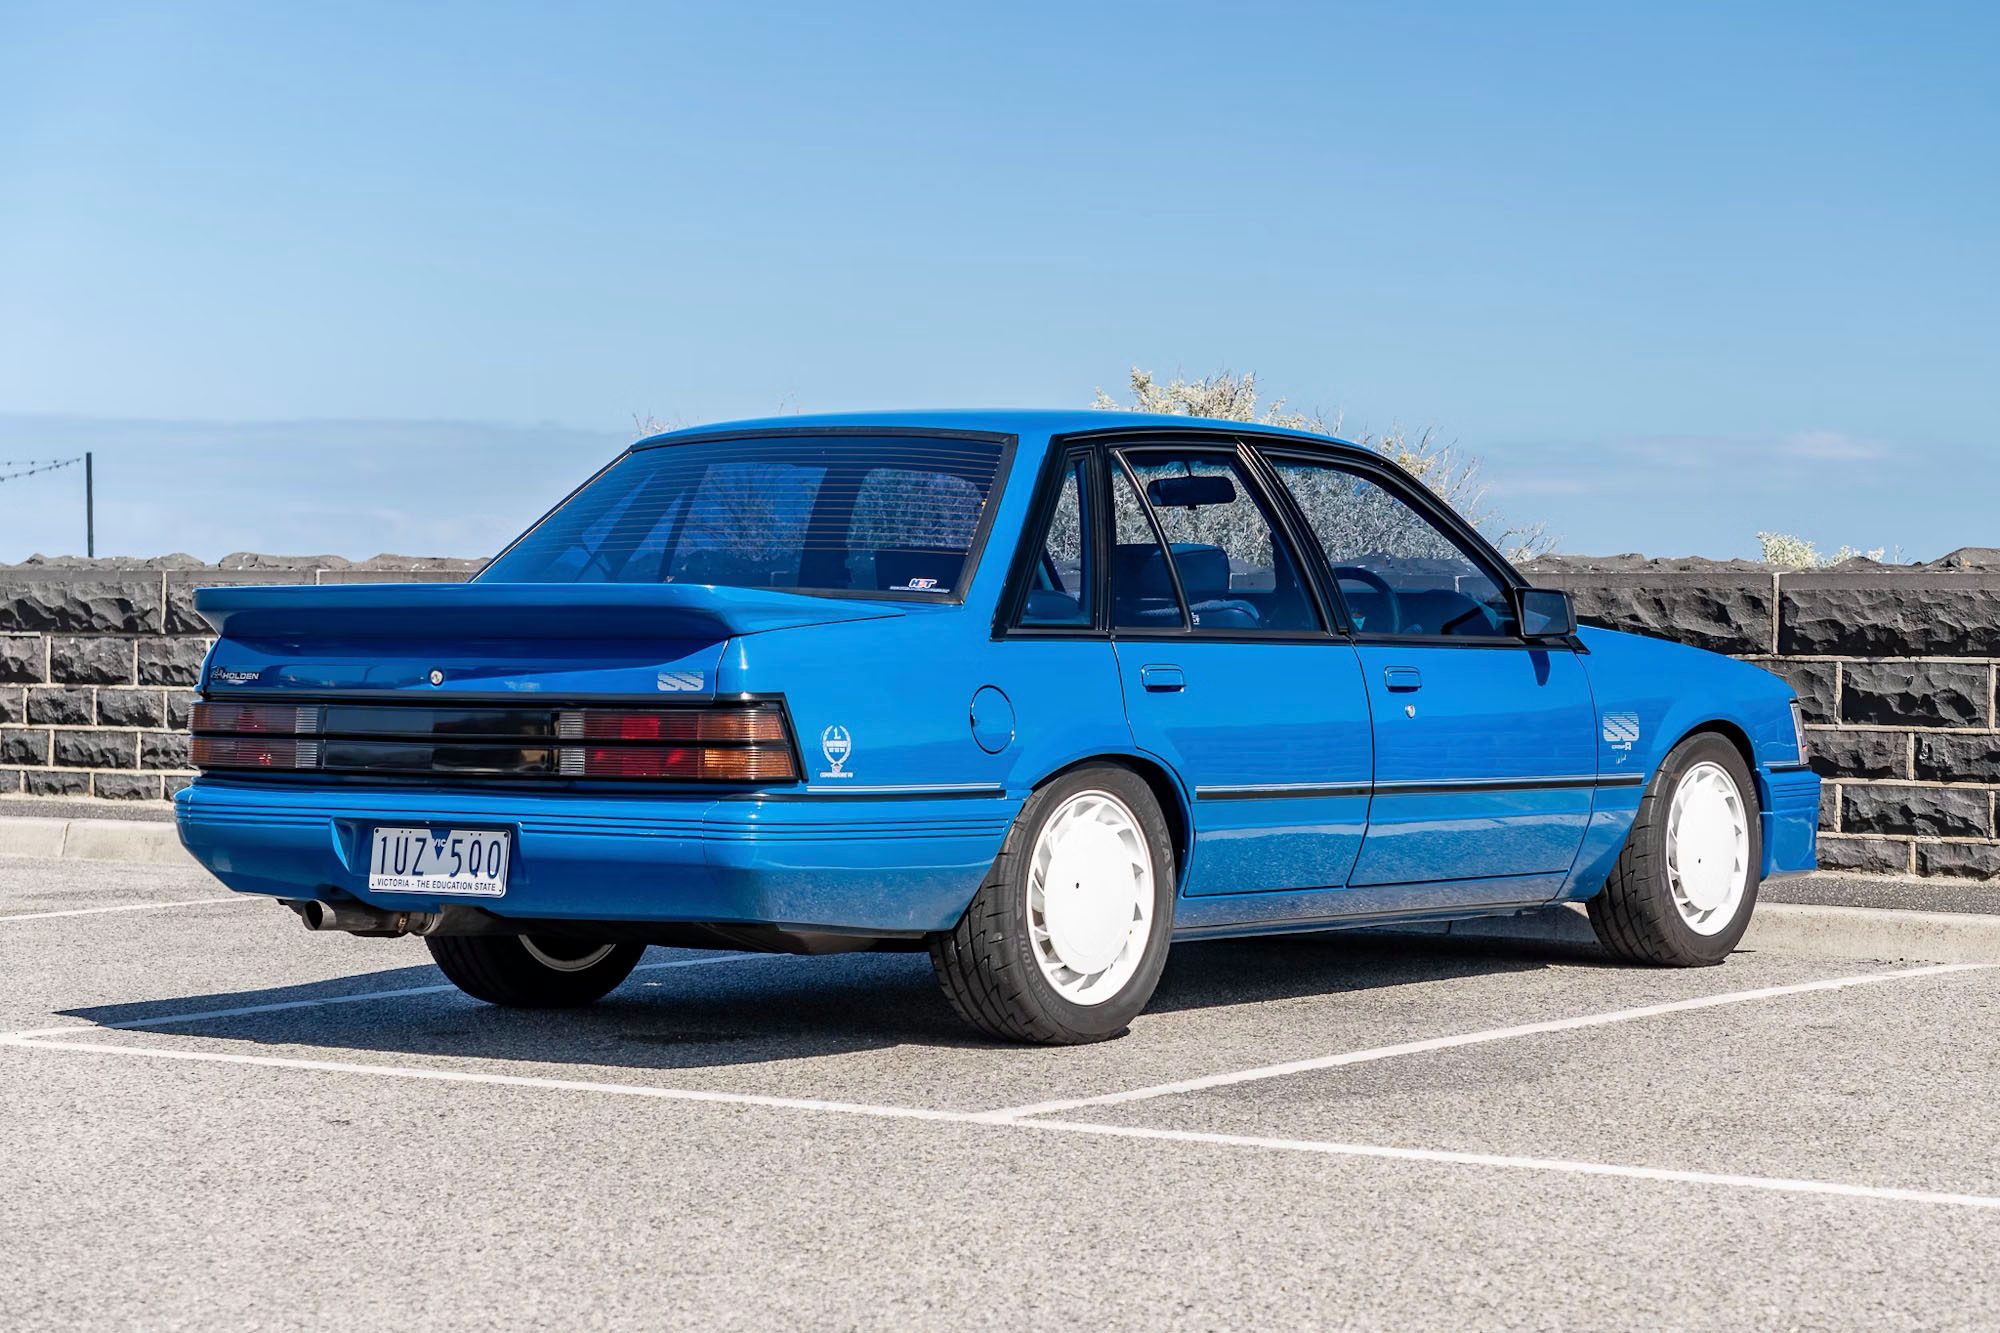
[1025,789,1155,1006]
[426,935,645,1007]
[1664,760,1751,936]
[929,764,1176,1043]
[520,936,620,973]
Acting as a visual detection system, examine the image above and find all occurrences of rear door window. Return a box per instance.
[1113,450,1320,634]
[1015,454,1096,628]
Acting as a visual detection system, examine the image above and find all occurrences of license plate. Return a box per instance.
[367,827,511,897]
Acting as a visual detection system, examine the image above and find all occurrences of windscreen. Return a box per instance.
[480,435,1005,597]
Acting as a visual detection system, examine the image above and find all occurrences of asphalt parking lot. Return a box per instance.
[3,857,1997,1331]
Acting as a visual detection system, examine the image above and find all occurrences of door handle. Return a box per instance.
[1383,666,1423,692]
[1140,665,1186,692]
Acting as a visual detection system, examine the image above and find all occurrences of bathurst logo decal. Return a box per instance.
[819,724,854,779]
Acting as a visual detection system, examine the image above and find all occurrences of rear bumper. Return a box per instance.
[1760,765,1820,879]
[174,779,1017,934]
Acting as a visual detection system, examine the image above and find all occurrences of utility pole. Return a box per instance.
[85,452,95,558]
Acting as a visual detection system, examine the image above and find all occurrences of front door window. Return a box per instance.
[1266,458,1516,638]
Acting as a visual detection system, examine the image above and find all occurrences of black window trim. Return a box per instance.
[994,443,1109,638]
[480,426,1018,608]
[1251,440,1571,651]
[998,423,1580,650]
[1108,449,1194,634]
[1108,441,1334,640]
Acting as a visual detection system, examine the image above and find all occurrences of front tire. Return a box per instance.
[426,934,646,1007]
[929,764,1176,1044]
[1588,733,1762,966]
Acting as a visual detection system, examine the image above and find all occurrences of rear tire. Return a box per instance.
[929,764,1176,1045]
[426,934,645,1007]
[1588,733,1762,966]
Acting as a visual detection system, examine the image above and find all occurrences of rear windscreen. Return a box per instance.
[480,435,1006,597]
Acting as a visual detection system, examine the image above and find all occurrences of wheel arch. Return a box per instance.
[1677,718,1756,767]
[1028,750,1192,886]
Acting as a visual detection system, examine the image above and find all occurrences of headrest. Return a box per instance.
[1168,544,1231,600]
[1113,543,1232,602]
[1022,588,1087,624]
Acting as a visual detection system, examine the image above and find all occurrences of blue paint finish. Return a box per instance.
[178,779,1009,932]
[1556,626,1820,898]
[198,581,900,644]
[1759,767,1821,879]
[1116,640,1372,896]
[969,685,1015,754]
[1349,645,1596,886]
[177,411,1817,942]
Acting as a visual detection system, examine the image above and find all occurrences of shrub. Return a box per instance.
[1091,367,1553,560]
[1756,532,1888,570]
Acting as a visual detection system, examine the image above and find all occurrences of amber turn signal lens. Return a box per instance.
[560,707,788,743]
[567,744,797,781]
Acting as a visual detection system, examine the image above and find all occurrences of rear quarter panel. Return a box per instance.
[723,612,1135,801]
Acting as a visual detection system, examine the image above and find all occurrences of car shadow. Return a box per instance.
[55,931,1609,1072]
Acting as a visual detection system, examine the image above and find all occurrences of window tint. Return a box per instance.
[1268,458,1517,638]
[481,436,1003,596]
[1114,451,1318,633]
[1016,455,1095,628]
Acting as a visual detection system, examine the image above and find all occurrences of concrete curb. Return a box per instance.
[1428,901,2000,966]
[0,816,196,868]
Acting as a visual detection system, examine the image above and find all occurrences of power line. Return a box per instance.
[0,453,94,555]
[0,457,84,484]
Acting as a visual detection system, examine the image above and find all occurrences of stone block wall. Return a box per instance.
[4,551,1997,884]
[0,556,477,802]
[1527,554,2000,884]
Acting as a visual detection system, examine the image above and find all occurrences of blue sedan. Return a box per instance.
[176,411,1820,1043]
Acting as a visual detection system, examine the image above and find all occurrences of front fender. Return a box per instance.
[1577,627,1801,779]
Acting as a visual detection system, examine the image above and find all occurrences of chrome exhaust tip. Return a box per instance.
[282,899,502,937]
[284,898,427,936]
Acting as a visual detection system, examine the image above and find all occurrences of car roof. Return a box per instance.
[631,409,1370,455]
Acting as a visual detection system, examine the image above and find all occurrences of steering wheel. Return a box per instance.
[1331,565,1401,635]
[1438,601,1504,637]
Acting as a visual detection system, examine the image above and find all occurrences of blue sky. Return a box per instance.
[1,1,1994,562]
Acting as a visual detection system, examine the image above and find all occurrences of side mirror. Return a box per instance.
[1517,587,1576,640]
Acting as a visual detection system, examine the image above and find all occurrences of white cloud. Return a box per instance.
[1778,430,1886,461]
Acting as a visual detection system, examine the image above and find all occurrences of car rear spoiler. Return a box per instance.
[192,582,905,642]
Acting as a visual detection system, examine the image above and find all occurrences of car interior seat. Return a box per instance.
[1114,543,1259,628]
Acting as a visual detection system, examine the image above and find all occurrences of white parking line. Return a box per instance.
[984,963,1992,1120]
[1013,1119,2000,1212]
[4,1023,1996,1212]
[0,897,246,923]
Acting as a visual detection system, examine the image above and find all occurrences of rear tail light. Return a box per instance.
[556,745,798,781]
[554,708,789,743]
[191,702,322,735]
[190,736,321,771]
[189,699,798,783]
